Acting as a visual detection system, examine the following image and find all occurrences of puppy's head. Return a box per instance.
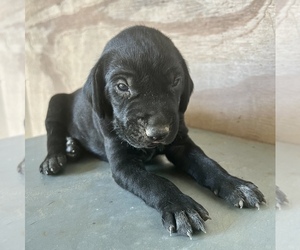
[84,26,193,149]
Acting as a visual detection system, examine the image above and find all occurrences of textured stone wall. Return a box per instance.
[276,0,300,144]
[0,0,24,138]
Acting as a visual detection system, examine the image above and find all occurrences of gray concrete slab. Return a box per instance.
[26,129,275,250]
[0,136,25,250]
[276,142,300,250]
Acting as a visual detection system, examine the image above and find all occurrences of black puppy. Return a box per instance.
[40,25,265,238]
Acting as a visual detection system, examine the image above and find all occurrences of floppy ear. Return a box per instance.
[179,63,194,113]
[83,57,112,118]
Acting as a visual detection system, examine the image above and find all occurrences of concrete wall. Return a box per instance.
[276,0,300,144]
[0,0,24,138]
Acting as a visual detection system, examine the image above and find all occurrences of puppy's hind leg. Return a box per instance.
[66,137,83,161]
[40,94,70,175]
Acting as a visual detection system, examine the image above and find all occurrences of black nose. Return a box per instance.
[145,126,170,142]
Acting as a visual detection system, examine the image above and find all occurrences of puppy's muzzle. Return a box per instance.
[145,125,170,143]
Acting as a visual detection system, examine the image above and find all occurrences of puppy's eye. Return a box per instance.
[117,82,129,92]
[173,77,181,87]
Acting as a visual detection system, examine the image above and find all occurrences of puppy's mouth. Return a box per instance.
[113,117,178,149]
[122,130,173,149]
[125,138,168,149]
[146,141,167,149]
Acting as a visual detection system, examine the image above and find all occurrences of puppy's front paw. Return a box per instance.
[216,176,266,209]
[161,194,210,239]
[39,154,67,175]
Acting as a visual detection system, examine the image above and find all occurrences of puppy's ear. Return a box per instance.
[83,58,112,118]
[179,64,194,113]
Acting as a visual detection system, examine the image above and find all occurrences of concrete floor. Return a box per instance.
[276,142,300,250]
[0,136,25,250]
[25,129,275,250]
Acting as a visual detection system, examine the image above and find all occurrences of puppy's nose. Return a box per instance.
[145,126,170,142]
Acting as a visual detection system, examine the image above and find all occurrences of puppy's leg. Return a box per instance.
[40,94,69,175]
[166,136,265,209]
[276,186,288,209]
[107,142,210,238]
[17,158,25,174]
[66,137,83,160]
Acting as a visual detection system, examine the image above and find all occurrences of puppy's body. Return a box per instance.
[40,26,265,238]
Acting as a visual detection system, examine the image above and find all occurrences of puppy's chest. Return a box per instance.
[139,146,165,162]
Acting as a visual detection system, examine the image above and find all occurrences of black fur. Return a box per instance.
[40,26,265,238]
